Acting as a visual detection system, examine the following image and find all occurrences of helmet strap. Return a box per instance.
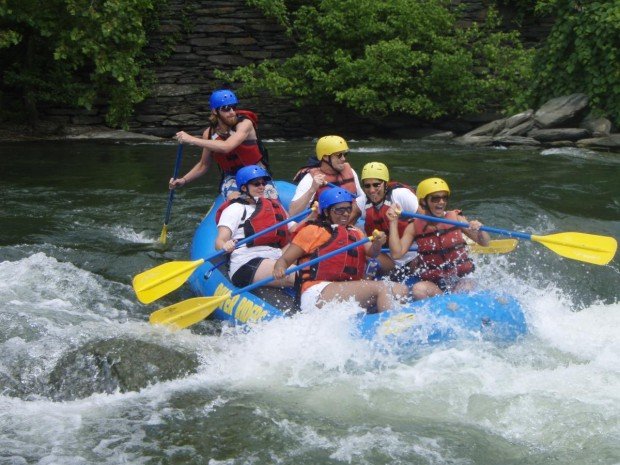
[370,181,388,207]
[320,157,338,174]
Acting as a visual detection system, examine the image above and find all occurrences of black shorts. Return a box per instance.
[388,263,414,282]
[231,257,266,287]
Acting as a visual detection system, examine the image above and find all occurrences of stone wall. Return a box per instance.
[41,0,553,139]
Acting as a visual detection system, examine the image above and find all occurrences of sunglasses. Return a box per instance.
[249,179,268,187]
[331,152,347,160]
[363,182,383,189]
[331,206,352,215]
[218,105,237,112]
[429,194,449,203]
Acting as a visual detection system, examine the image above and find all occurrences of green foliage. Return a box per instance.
[0,0,165,127]
[224,0,533,121]
[530,1,620,125]
[245,0,290,31]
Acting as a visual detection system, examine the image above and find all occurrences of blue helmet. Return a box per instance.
[209,89,238,110]
[319,187,355,213]
[235,165,271,190]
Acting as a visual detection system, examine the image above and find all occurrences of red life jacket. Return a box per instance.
[215,197,290,248]
[299,224,366,284]
[412,210,474,282]
[363,182,413,238]
[210,111,268,175]
[294,163,357,200]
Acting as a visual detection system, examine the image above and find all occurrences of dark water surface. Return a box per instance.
[0,139,618,464]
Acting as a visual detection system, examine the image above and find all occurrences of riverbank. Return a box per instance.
[2,101,618,153]
[0,122,165,143]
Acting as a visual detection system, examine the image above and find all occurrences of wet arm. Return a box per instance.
[170,148,212,189]
[273,243,305,279]
[459,215,490,246]
[177,120,253,153]
[390,222,415,259]
[289,174,323,216]
[215,226,235,252]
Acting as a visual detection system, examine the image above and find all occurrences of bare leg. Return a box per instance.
[376,252,395,273]
[254,259,295,287]
[411,281,442,300]
[453,277,475,293]
[317,280,408,312]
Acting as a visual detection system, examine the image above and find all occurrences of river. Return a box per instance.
[0,139,618,464]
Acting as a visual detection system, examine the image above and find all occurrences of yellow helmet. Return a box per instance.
[316,135,349,160]
[417,177,450,200]
[361,162,389,182]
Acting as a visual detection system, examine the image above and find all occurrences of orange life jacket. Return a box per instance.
[412,210,474,282]
[215,197,290,248]
[292,163,357,199]
[363,182,413,238]
[299,224,366,284]
[315,164,357,198]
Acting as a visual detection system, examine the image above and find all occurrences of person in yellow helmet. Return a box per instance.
[386,177,490,299]
[356,162,419,280]
[288,135,364,217]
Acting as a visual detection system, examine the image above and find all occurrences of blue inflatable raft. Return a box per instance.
[188,181,527,346]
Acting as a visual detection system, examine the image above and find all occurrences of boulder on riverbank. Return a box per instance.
[455,94,619,152]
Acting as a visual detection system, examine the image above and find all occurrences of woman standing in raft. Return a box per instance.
[387,177,490,300]
[273,187,409,313]
[215,165,297,288]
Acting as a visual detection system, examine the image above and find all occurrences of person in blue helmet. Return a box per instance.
[214,165,300,288]
[273,187,409,313]
[171,89,276,199]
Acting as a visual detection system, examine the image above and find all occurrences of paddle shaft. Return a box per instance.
[399,210,614,259]
[399,210,529,238]
[381,246,417,253]
[380,239,518,255]
[226,236,371,298]
[164,145,184,225]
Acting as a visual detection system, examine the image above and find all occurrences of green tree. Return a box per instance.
[222,0,533,121]
[0,0,164,127]
[530,0,619,125]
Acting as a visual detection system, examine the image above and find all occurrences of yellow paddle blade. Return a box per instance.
[159,224,168,244]
[532,232,617,265]
[149,295,229,329]
[133,259,205,304]
[470,239,518,254]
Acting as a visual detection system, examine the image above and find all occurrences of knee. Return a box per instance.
[392,282,409,299]
[411,281,440,300]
